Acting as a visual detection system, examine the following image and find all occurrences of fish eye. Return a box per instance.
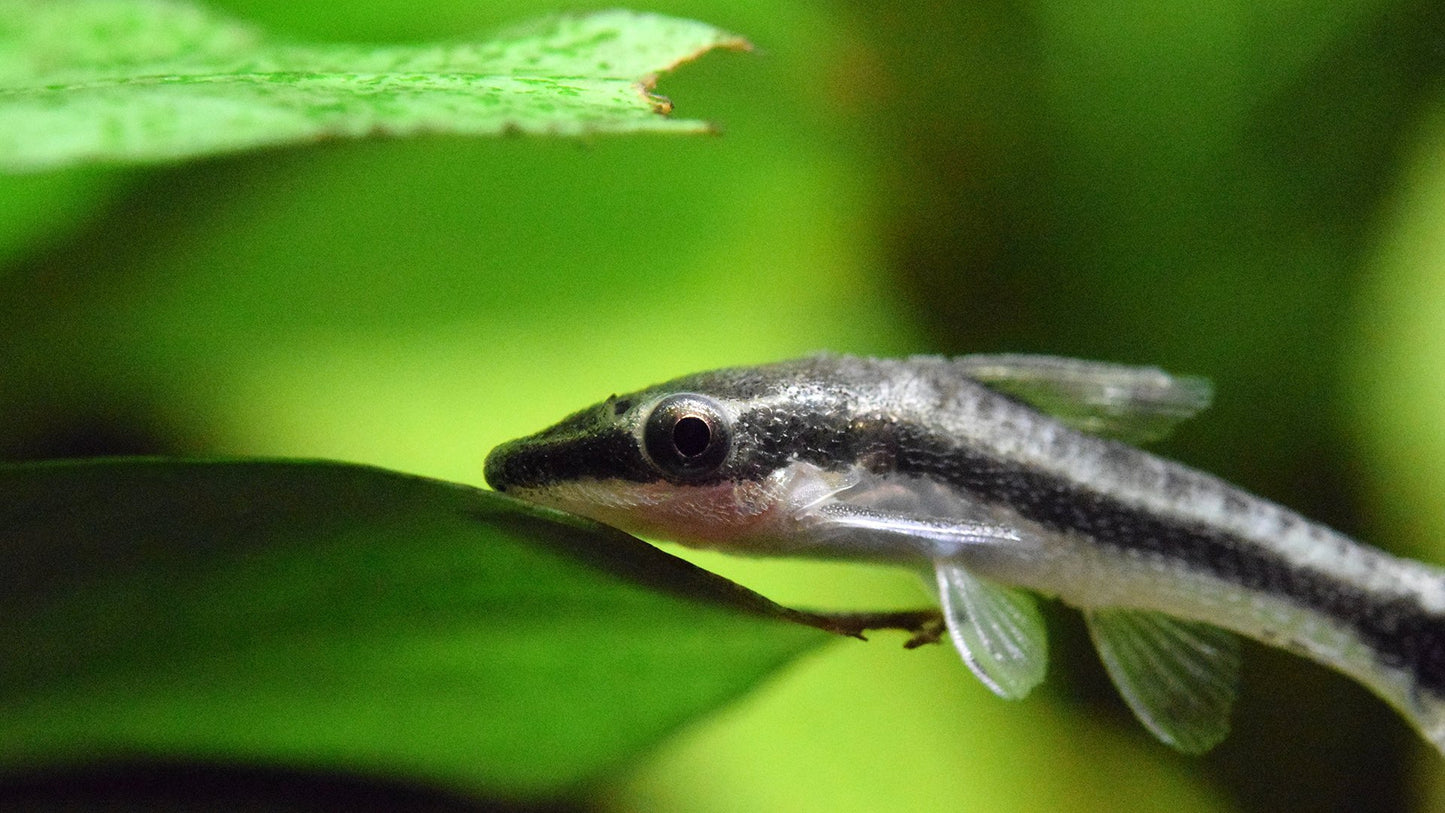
[642,394,731,480]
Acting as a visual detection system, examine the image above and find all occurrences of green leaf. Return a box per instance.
[0,2,748,172]
[0,459,829,799]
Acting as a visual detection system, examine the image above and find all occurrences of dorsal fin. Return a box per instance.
[955,354,1212,443]
[1084,608,1241,753]
[935,561,1048,700]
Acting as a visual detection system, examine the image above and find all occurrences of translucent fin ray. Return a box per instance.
[955,354,1212,443]
[936,562,1048,700]
[1084,608,1241,753]
[812,502,1021,549]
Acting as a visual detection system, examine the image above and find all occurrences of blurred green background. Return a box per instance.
[4,0,1445,810]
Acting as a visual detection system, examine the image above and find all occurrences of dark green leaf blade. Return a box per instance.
[0,2,749,172]
[0,459,830,799]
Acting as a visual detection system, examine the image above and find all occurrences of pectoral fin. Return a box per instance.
[1084,608,1241,753]
[807,501,1024,558]
[955,354,1212,443]
[935,561,1048,700]
[801,494,1047,698]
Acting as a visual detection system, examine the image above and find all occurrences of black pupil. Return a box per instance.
[672,415,711,458]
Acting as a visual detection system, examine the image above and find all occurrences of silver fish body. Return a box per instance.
[485,354,1445,754]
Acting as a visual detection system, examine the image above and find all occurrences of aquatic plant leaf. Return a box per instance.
[0,1,748,172]
[0,458,827,799]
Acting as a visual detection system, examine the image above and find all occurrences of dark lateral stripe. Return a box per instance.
[730,402,1445,695]
[888,426,1445,697]
[485,427,654,490]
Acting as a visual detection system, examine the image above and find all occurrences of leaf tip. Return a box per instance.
[641,32,753,91]
[635,33,749,133]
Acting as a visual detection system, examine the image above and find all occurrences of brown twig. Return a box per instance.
[783,607,947,648]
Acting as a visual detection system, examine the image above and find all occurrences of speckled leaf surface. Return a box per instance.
[0,1,747,171]
[0,459,828,799]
